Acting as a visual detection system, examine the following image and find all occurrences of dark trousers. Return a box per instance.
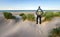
[36,15,41,24]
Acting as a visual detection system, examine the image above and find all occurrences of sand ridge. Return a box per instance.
[0,14,60,37]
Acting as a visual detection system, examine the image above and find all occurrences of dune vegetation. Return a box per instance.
[43,12,60,21]
[19,13,27,21]
[48,27,60,37]
[19,13,35,21]
[19,12,60,21]
[3,12,60,21]
[3,12,16,19]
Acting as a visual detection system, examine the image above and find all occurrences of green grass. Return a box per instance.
[3,12,16,19]
[19,12,60,21]
[43,12,60,21]
[19,13,27,21]
[27,14,35,21]
[22,14,27,21]
[19,13,35,21]
[43,12,54,21]
[48,27,60,37]
[19,13,25,16]
[54,12,60,17]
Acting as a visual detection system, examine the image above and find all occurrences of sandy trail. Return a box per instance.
[0,15,60,37]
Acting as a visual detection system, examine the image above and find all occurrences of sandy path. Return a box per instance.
[0,17,60,37]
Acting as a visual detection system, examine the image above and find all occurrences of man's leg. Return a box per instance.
[36,16,38,24]
[39,16,41,24]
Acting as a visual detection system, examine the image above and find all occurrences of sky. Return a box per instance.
[0,0,60,10]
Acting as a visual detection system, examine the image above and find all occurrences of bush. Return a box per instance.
[43,12,60,21]
[19,13,35,21]
[19,13,27,21]
[3,12,15,19]
[27,14,35,21]
[44,12,54,21]
[54,12,60,17]
[22,14,27,21]
[19,13,25,16]
[49,27,60,37]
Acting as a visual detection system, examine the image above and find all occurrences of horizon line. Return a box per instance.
[0,9,59,10]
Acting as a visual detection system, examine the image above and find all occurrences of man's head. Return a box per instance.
[38,6,41,10]
[38,6,40,9]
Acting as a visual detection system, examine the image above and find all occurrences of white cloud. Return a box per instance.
[0,6,60,10]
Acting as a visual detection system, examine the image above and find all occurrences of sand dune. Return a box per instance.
[0,14,60,37]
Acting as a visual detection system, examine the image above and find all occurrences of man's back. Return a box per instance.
[36,6,43,16]
[36,10,43,15]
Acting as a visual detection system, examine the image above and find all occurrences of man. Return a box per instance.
[36,6,43,24]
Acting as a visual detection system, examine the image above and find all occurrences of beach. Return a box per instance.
[0,12,60,37]
[0,0,60,37]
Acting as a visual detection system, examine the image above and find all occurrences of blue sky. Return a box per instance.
[0,0,60,10]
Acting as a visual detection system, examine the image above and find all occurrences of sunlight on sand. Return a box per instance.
[0,14,60,37]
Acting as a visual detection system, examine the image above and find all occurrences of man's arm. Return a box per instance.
[41,9,44,15]
[36,10,38,15]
